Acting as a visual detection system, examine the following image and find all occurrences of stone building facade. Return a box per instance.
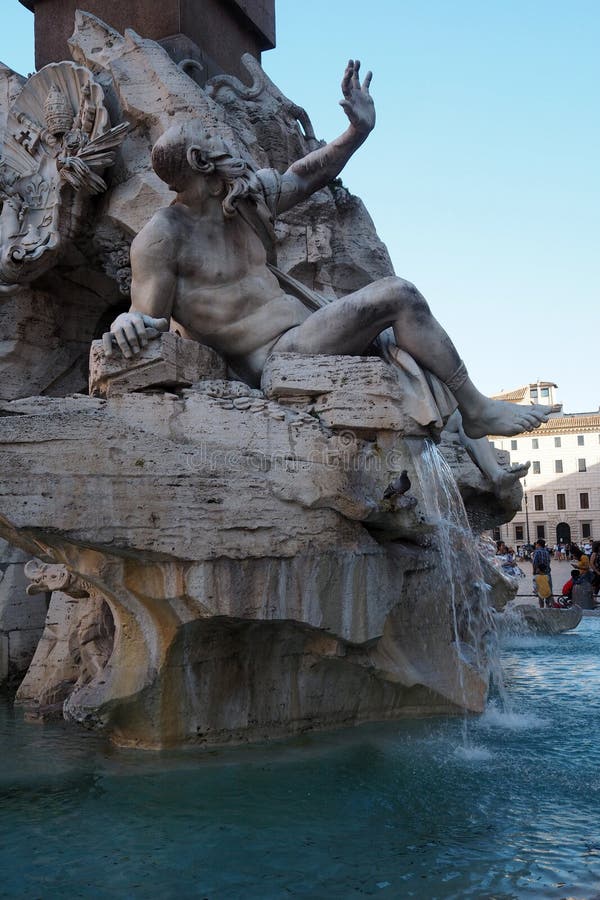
[491,382,600,548]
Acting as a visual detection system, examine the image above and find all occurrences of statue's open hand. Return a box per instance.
[340,59,374,134]
[103,311,169,359]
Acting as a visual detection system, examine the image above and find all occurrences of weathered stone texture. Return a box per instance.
[89,332,227,397]
[0,540,47,684]
[0,355,491,746]
[510,604,583,635]
[23,0,275,78]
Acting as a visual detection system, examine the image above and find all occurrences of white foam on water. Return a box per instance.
[479,703,548,731]
[453,743,493,762]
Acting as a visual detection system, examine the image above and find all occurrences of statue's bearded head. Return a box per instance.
[151,122,259,216]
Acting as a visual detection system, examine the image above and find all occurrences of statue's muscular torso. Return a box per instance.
[130,193,309,384]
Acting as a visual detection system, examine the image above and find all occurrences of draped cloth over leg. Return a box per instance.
[375,328,458,432]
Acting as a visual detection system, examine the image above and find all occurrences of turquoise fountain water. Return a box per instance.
[2,620,600,897]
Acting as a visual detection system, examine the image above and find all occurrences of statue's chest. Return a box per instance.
[179,220,263,284]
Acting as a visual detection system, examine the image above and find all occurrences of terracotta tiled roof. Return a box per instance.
[534,414,600,433]
[490,413,600,439]
[491,381,557,402]
[491,387,529,402]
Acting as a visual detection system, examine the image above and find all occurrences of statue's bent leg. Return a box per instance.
[273,276,551,439]
[274,276,451,358]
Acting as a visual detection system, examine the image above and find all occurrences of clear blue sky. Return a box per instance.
[2,2,599,412]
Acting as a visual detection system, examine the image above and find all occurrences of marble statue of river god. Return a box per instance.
[106,60,550,442]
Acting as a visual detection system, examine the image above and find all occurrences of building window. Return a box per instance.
[536,524,546,540]
[541,387,549,398]
[578,435,585,446]
[515,525,524,541]
[580,493,590,509]
[532,461,541,474]
[555,460,563,473]
[578,458,587,472]
[534,495,544,511]
[511,440,518,450]
[557,493,566,510]
[582,523,592,539]
[554,436,561,448]
[532,438,539,449]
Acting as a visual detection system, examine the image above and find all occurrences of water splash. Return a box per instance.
[496,603,535,641]
[478,701,549,731]
[453,742,494,762]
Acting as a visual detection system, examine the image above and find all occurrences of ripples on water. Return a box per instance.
[2,622,600,898]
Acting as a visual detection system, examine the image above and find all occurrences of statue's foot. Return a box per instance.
[461,399,551,439]
[491,460,530,495]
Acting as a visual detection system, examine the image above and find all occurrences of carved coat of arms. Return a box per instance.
[0,61,128,291]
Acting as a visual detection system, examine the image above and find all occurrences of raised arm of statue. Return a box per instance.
[105,215,172,358]
[276,59,375,214]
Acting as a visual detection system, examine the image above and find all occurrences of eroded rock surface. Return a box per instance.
[0,344,492,747]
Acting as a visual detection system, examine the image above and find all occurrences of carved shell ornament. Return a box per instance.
[0,61,128,291]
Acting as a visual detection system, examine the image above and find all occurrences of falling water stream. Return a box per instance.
[410,440,511,752]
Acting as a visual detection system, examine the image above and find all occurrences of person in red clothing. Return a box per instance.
[561,569,581,601]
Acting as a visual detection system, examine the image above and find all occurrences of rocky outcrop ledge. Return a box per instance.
[0,336,499,748]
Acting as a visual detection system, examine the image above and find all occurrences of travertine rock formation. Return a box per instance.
[506,604,582,635]
[0,340,493,747]
[0,539,47,685]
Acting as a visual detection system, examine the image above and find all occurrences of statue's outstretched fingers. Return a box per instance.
[342,60,354,98]
[102,331,114,357]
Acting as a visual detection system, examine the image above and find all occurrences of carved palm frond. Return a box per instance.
[74,121,130,171]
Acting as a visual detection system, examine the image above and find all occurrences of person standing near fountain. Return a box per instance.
[106,60,552,442]
[532,539,553,596]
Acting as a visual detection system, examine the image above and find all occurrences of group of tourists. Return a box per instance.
[551,541,593,561]
[493,537,600,609]
[531,538,600,610]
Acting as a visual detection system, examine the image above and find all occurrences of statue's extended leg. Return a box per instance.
[272,276,550,438]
